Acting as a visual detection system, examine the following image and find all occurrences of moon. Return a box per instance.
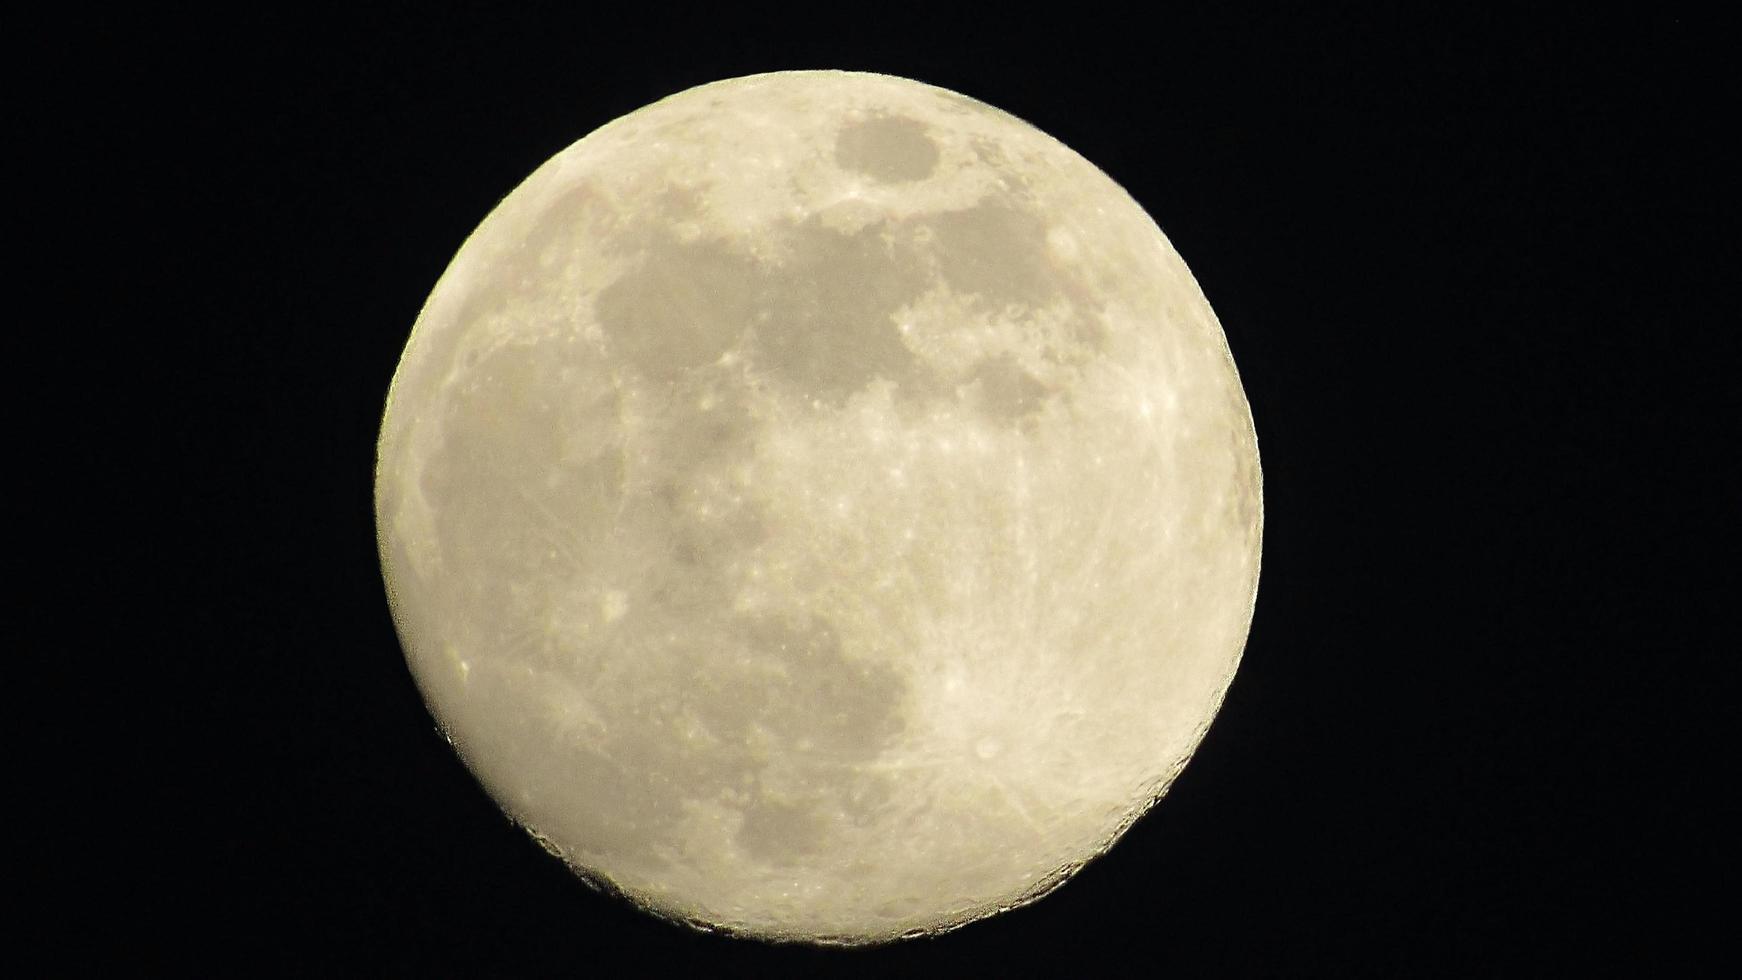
[376,70,1261,943]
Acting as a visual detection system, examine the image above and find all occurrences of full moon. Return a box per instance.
[376,71,1261,943]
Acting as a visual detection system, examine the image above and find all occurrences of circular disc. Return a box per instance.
[375,70,1261,943]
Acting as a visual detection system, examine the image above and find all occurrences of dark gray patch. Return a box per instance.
[738,796,828,862]
[593,234,760,381]
[834,115,940,184]
[967,354,1053,420]
[627,373,767,569]
[916,200,1112,360]
[596,207,935,401]
[681,615,908,764]
[747,219,929,402]
[745,616,906,755]
[641,372,757,471]
[420,341,626,625]
[1064,309,1109,354]
[927,201,1060,310]
[597,610,906,864]
[717,614,907,861]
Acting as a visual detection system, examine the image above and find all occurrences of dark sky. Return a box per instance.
[53,7,1728,975]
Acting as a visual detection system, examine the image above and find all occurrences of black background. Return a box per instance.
[54,6,1729,975]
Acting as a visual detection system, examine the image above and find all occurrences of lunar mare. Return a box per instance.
[376,71,1261,943]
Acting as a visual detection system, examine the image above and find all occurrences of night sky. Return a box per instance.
[47,7,1728,975]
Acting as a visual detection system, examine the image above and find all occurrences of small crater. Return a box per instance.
[834,115,940,184]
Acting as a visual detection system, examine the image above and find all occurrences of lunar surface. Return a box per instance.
[376,70,1261,943]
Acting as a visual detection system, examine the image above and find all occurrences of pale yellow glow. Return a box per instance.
[376,70,1261,944]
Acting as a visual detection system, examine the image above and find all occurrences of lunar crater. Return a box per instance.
[834,114,941,184]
